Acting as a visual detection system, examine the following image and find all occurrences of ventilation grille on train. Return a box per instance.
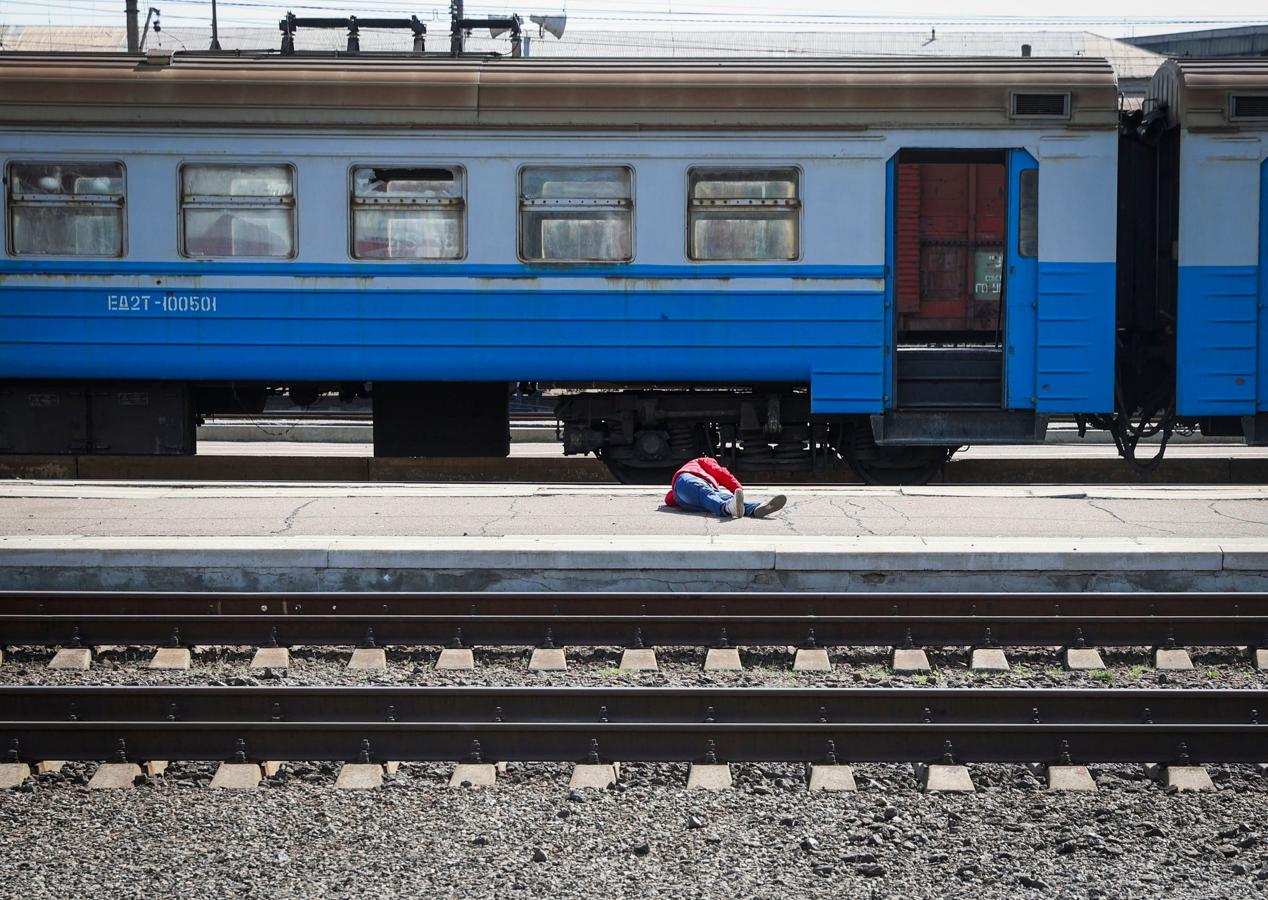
[1230,94,1268,120]
[1010,92,1070,118]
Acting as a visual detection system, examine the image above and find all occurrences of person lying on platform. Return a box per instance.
[664,456,787,519]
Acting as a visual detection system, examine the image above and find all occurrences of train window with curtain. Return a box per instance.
[350,166,464,260]
[519,166,633,262]
[7,161,125,257]
[1018,168,1038,258]
[688,167,799,261]
[180,164,295,258]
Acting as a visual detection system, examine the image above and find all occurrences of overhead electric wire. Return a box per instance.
[4,0,1268,29]
[2,0,1266,55]
[0,22,1216,61]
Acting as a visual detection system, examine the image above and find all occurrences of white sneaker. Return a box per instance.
[753,495,787,518]
[730,487,745,518]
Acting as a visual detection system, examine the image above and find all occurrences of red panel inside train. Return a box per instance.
[895,161,1006,339]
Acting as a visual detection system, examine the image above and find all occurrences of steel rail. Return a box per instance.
[5,590,1264,617]
[0,687,1265,765]
[1,686,1260,723]
[3,591,1268,648]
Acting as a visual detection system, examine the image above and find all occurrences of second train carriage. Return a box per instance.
[0,54,1121,482]
[1119,59,1268,457]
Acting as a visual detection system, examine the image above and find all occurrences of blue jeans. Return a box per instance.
[673,473,760,518]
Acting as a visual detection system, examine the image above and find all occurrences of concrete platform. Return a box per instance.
[198,421,557,445]
[7,482,1268,592]
[8,532,1268,592]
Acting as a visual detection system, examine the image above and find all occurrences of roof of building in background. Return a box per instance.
[1123,24,1268,59]
[0,25,1166,84]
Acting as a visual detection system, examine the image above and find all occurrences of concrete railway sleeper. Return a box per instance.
[9,591,1268,673]
[0,687,1264,795]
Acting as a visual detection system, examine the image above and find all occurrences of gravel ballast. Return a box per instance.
[1,644,1264,689]
[1,647,1266,898]
[2,761,1268,898]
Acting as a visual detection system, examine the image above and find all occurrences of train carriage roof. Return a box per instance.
[0,53,1119,130]
[1151,58,1268,130]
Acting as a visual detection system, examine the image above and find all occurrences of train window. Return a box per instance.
[1018,169,1038,258]
[688,167,799,261]
[7,161,125,257]
[519,166,633,262]
[351,166,464,260]
[180,164,295,258]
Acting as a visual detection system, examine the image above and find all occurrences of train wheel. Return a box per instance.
[843,428,955,486]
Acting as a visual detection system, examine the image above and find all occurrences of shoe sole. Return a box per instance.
[732,487,745,518]
[753,494,787,518]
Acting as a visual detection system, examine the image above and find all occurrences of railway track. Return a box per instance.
[1,687,1266,767]
[4,591,1268,658]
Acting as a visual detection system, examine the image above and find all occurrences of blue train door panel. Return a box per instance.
[1004,150,1039,409]
[877,145,1110,421]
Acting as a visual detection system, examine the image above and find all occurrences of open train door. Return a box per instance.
[864,147,1045,480]
[1003,149,1039,411]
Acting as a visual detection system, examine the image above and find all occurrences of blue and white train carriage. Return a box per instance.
[1135,60,1268,450]
[0,54,1120,482]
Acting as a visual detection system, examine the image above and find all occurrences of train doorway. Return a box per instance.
[891,149,1007,410]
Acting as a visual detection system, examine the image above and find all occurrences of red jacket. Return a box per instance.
[664,457,743,506]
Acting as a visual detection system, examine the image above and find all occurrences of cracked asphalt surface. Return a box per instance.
[6,482,1268,538]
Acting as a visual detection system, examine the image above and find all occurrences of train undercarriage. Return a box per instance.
[554,387,956,485]
[4,376,1261,485]
[0,378,957,485]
